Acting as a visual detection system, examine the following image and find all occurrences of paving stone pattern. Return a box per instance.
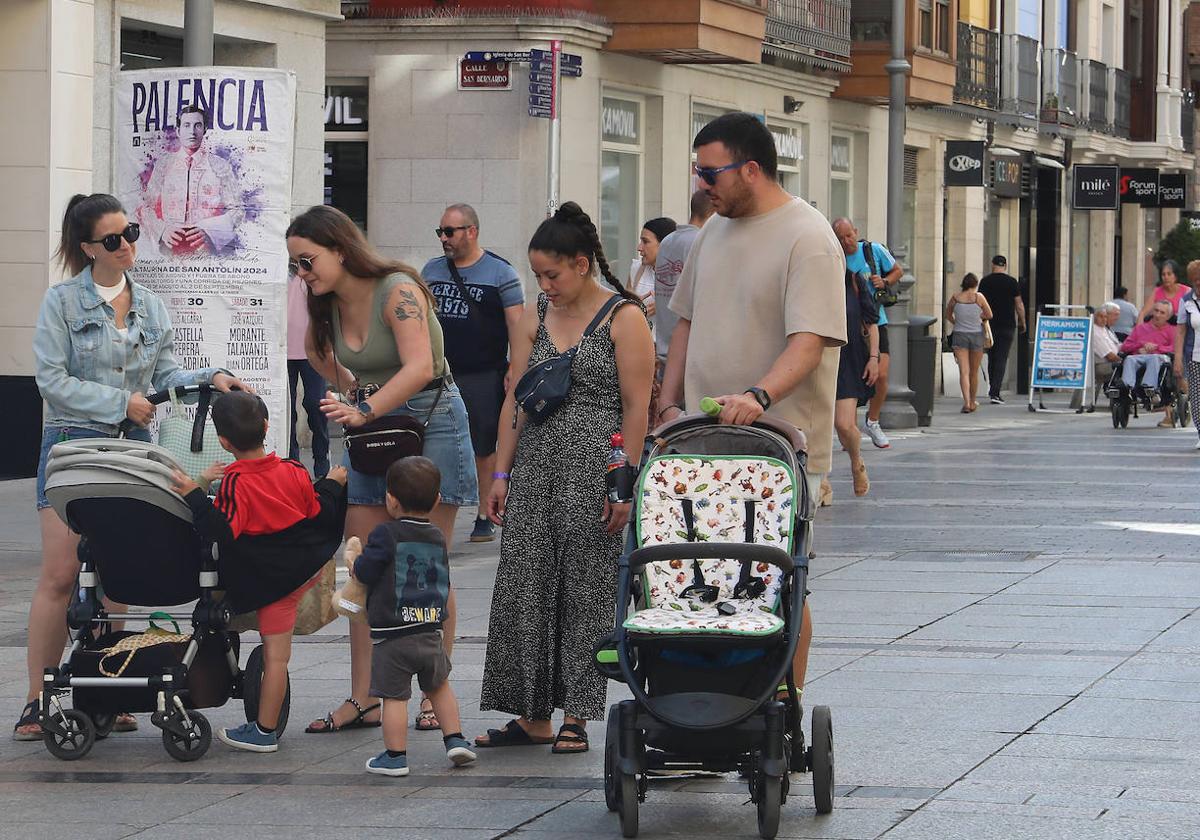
[1,397,1198,838]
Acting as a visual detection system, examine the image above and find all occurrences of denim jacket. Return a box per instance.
[33,266,220,433]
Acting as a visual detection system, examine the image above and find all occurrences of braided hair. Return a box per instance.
[528,202,640,303]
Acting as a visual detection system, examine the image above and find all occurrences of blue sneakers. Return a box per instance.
[445,736,477,766]
[366,751,410,776]
[469,517,496,543]
[217,721,278,753]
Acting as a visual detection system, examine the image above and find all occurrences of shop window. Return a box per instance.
[120,26,184,70]
[601,94,644,279]
[770,122,808,200]
[830,133,853,221]
[324,81,368,231]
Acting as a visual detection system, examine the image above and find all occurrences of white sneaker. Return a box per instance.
[863,419,891,449]
[1193,438,1200,450]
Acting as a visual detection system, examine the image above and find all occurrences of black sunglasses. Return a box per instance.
[86,223,140,252]
[435,225,473,238]
[288,255,316,276]
[693,160,748,186]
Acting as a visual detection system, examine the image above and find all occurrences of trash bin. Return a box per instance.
[908,315,938,427]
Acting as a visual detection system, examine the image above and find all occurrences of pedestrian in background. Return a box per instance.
[287,272,330,477]
[1113,286,1138,341]
[1139,260,1186,320]
[630,217,674,425]
[17,193,247,741]
[652,191,713,394]
[945,273,992,413]
[831,217,900,449]
[658,112,846,719]
[477,202,653,754]
[422,204,525,547]
[1173,260,1200,447]
[287,205,476,736]
[834,268,880,496]
[978,255,1025,404]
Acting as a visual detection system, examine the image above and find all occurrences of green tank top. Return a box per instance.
[331,274,448,389]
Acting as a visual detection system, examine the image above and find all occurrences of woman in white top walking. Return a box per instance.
[945,273,993,413]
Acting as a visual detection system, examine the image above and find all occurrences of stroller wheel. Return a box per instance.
[756,773,782,839]
[810,706,835,815]
[243,644,291,739]
[618,772,639,838]
[90,712,116,740]
[162,710,211,762]
[604,706,620,812]
[43,708,96,761]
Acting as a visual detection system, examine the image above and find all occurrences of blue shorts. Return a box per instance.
[344,384,478,508]
[36,425,152,510]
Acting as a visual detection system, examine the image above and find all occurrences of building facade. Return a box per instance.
[0,0,340,476]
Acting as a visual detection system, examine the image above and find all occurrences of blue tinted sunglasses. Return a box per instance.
[694,160,748,185]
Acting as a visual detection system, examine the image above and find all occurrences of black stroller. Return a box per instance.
[596,413,834,839]
[37,384,338,762]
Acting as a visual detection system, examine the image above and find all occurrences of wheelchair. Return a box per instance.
[1105,355,1191,429]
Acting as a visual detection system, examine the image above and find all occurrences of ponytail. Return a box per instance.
[56,193,125,276]
[528,202,640,303]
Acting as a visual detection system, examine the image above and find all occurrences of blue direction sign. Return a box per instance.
[528,48,583,77]
[527,94,552,108]
[465,50,530,62]
[529,72,553,85]
[528,83,553,96]
[528,105,552,118]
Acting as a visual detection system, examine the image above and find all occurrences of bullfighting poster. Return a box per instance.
[115,68,296,457]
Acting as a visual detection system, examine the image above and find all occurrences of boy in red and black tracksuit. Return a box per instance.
[171,390,346,753]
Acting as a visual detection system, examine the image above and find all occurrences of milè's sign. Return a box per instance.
[131,77,270,133]
[1072,164,1119,210]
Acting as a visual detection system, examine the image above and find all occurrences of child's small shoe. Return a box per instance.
[218,721,278,753]
[445,735,477,767]
[366,751,409,777]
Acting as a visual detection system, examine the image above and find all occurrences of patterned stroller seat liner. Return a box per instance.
[625,455,795,638]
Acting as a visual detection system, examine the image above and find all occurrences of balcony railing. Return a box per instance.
[1000,34,1039,121]
[954,22,999,110]
[1079,59,1111,133]
[763,0,852,72]
[341,0,368,17]
[1041,48,1077,126]
[1112,68,1131,138]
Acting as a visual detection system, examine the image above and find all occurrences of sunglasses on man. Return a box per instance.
[693,160,749,186]
[288,255,317,276]
[435,225,474,238]
[85,223,140,252]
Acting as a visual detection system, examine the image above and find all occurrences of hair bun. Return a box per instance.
[554,201,583,223]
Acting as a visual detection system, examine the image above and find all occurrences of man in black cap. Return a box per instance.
[978,255,1026,403]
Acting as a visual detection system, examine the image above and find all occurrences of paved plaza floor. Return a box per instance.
[2,395,1199,839]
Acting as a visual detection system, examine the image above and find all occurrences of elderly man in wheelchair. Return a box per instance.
[1105,299,1182,427]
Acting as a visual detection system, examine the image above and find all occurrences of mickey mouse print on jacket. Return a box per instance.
[352,517,451,639]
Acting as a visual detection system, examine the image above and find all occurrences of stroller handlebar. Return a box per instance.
[624,541,796,575]
[146,383,221,406]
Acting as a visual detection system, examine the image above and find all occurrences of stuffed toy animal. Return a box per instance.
[332,536,368,621]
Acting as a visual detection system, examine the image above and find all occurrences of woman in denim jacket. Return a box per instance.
[14,194,246,741]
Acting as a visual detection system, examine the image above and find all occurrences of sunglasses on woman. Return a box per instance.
[288,255,317,276]
[693,160,748,186]
[85,223,140,252]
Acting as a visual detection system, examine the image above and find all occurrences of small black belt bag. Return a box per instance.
[339,371,448,476]
[514,295,621,423]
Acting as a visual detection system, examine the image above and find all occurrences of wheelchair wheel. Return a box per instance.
[810,705,835,815]
[1177,394,1191,427]
[243,644,291,739]
[1110,399,1122,429]
[604,706,620,812]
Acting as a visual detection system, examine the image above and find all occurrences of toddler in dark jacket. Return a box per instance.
[352,456,475,776]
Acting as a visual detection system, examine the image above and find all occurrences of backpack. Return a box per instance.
[861,241,899,308]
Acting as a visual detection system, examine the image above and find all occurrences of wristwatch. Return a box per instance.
[744,386,772,411]
[356,401,376,422]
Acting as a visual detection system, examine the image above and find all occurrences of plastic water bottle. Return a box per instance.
[606,432,632,503]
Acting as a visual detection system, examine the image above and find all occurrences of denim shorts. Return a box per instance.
[35,425,152,510]
[344,383,478,508]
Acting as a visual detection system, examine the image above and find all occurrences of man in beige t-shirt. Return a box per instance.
[659,112,846,695]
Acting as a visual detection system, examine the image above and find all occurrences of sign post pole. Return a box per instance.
[546,40,562,217]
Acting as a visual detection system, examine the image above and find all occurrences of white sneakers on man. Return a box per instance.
[863,419,891,449]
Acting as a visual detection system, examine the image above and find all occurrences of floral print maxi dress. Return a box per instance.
[479,294,629,722]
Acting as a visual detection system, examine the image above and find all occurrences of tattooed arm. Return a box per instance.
[330,279,438,427]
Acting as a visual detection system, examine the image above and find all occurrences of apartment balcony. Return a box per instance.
[1078,59,1111,133]
[1041,48,1078,127]
[598,0,768,63]
[953,22,998,110]
[1112,68,1131,138]
[342,0,369,16]
[999,33,1039,122]
[762,0,852,73]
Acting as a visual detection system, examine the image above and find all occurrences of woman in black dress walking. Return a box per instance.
[833,269,880,497]
[476,203,654,754]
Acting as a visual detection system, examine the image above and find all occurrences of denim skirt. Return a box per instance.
[343,383,478,508]
[36,424,152,510]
